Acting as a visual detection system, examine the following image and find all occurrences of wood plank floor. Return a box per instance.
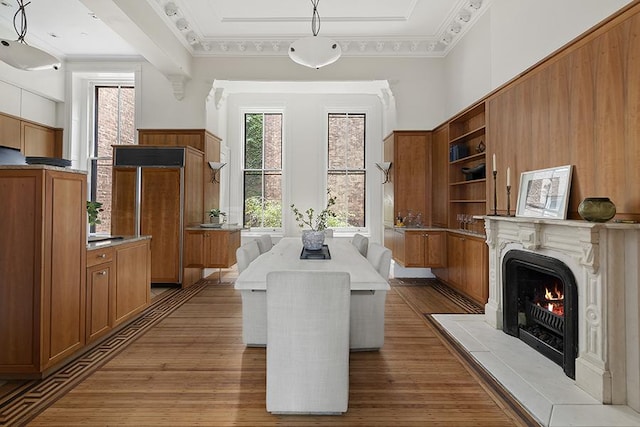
[27,281,535,426]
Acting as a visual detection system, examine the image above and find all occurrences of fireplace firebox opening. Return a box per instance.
[502,250,578,379]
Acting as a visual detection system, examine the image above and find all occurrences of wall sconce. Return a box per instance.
[208,162,226,183]
[376,162,392,184]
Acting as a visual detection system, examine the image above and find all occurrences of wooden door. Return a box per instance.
[0,169,42,371]
[114,240,150,326]
[205,231,230,267]
[184,147,204,226]
[22,122,56,157]
[424,231,445,268]
[141,168,181,283]
[404,231,425,267]
[111,168,136,235]
[464,237,489,304]
[394,132,430,222]
[0,113,21,150]
[42,170,86,369]
[184,230,205,268]
[86,262,114,343]
[431,125,449,227]
[446,233,465,293]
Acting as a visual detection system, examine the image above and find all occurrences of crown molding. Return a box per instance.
[154,0,491,59]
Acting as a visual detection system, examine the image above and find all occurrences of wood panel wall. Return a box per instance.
[486,2,640,219]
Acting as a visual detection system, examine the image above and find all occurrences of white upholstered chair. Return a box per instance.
[236,240,261,274]
[256,234,273,254]
[366,242,392,280]
[351,233,369,257]
[266,270,351,414]
[237,239,264,346]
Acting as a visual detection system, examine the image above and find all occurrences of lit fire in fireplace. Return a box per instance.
[541,284,564,315]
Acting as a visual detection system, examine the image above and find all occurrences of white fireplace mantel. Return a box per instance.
[484,216,640,411]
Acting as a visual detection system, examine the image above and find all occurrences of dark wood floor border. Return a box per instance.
[0,280,210,427]
[423,314,543,427]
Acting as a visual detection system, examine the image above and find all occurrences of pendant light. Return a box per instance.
[0,0,61,71]
[288,0,341,69]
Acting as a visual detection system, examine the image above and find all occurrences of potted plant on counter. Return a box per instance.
[208,208,226,226]
[87,201,104,227]
[290,191,336,250]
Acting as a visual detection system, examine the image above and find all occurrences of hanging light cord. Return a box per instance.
[13,0,31,44]
[311,0,321,36]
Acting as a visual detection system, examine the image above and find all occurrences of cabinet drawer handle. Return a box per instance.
[97,253,107,259]
[98,270,107,276]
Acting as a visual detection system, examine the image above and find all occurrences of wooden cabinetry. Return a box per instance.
[114,240,151,326]
[85,239,150,343]
[22,122,58,157]
[86,247,115,343]
[431,124,449,227]
[383,131,431,226]
[139,129,208,151]
[0,167,86,378]
[448,103,486,235]
[184,229,241,268]
[138,129,223,224]
[0,113,21,150]
[392,229,445,268]
[444,232,488,305]
[0,113,62,157]
[112,145,204,285]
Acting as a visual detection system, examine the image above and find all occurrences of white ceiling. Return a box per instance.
[0,0,488,62]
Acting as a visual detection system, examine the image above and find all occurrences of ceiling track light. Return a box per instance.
[0,0,61,71]
[288,0,341,69]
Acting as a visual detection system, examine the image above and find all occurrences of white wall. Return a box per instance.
[137,63,208,129]
[444,0,633,118]
[444,10,492,118]
[489,0,632,90]
[194,56,445,130]
[224,91,385,242]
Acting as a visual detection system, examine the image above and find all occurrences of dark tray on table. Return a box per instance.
[300,245,331,259]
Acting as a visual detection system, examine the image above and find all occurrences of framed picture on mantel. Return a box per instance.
[516,165,573,219]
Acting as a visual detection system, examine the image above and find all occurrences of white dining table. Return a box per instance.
[235,237,390,350]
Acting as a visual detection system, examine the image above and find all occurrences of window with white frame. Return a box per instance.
[243,112,283,228]
[90,85,135,234]
[327,112,366,228]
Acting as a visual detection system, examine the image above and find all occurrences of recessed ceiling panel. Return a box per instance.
[179,0,457,38]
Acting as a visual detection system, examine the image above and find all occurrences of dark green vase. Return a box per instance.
[578,197,616,222]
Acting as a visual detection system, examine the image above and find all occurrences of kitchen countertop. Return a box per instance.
[388,225,485,238]
[184,224,244,231]
[390,226,446,232]
[87,235,151,250]
[0,164,86,174]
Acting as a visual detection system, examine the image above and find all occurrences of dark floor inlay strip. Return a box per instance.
[0,280,210,427]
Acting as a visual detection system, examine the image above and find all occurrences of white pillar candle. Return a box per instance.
[507,167,511,186]
[492,154,496,172]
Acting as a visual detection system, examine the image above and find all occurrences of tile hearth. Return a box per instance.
[433,314,640,427]
[484,217,640,408]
